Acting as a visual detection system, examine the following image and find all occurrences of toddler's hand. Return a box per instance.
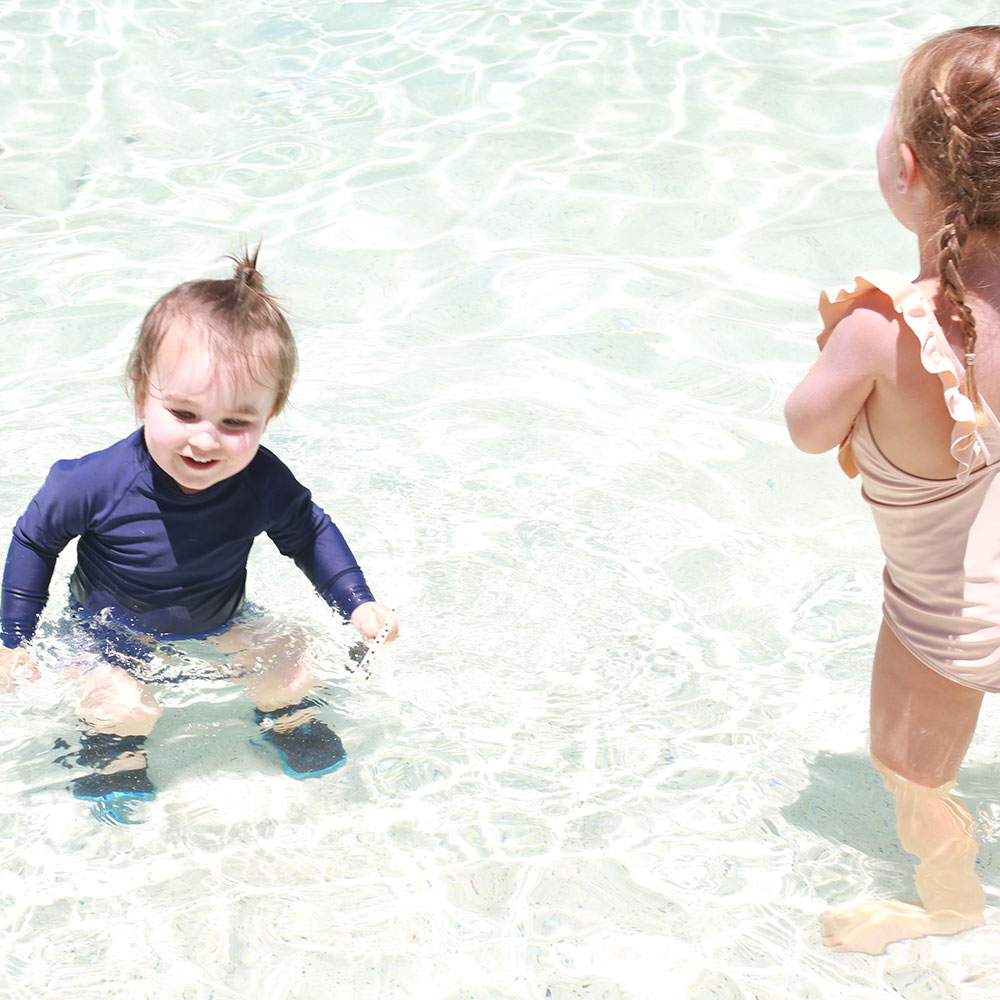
[350,602,399,643]
[0,646,41,692]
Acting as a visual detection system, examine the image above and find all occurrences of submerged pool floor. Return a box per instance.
[3,0,1000,997]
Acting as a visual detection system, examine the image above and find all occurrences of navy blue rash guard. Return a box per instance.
[0,429,375,648]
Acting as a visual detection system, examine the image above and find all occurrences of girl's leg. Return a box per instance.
[821,621,986,954]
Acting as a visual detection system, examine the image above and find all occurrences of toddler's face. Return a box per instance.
[138,323,279,494]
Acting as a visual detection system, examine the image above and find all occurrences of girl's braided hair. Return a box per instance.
[128,243,297,414]
[898,25,1000,410]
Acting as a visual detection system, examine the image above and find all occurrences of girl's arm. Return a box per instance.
[785,301,897,453]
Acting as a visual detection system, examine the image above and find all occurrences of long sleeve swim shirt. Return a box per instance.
[0,430,374,647]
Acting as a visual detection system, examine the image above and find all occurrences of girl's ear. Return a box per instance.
[897,142,920,193]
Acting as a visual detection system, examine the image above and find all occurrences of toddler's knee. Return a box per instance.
[242,656,318,712]
[87,702,161,737]
[79,683,163,737]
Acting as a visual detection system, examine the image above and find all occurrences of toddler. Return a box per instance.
[0,248,397,806]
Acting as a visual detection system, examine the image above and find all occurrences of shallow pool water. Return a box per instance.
[4,1,1000,997]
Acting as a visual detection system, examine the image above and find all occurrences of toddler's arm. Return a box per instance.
[1,537,52,690]
[1,534,59,649]
[785,298,898,453]
[2,454,93,649]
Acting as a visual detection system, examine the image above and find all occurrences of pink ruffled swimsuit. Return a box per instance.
[821,271,1000,692]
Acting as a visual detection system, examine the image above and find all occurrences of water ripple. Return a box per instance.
[0,0,989,997]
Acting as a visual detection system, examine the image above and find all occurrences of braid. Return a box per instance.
[930,86,982,412]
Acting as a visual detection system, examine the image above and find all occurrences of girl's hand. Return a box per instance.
[0,646,41,692]
[350,602,399,642]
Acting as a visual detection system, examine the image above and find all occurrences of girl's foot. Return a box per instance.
[821,900,985,954]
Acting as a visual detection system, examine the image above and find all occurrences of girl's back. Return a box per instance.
[863,272,1000,480]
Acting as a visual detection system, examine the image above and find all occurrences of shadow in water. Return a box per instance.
[783,750,1000,905]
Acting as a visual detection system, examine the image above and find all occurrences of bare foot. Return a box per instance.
[821,900,985,955]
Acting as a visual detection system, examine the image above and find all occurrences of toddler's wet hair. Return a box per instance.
[127,243,298,414]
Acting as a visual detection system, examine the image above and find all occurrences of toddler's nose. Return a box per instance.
[188,426,219,451]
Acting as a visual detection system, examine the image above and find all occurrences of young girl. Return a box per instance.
[0,248,397,804]
[785,26,1000,954]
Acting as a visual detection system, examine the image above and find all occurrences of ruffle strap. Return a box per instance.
[817,270,984,483]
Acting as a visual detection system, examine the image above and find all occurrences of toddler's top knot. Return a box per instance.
[231,244,264,294]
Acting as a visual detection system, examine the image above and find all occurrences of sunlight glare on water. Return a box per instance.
[4,1,1000,998]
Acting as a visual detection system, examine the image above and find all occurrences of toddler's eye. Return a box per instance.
[170,409,196,421]
[223,418,250,429]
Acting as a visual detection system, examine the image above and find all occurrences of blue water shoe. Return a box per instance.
[255,700,346,778]
[71,767,157,801]
[69,732,157,802]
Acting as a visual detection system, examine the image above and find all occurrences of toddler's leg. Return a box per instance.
[76,660,163,736]
[208,620,345,777]
[821,622,986,954]
[70,661,161,802]
[207,620,319,711]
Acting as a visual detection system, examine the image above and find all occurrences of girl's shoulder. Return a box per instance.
[817,272,949,380]
[815,295,903,382]
[819,271,931,346]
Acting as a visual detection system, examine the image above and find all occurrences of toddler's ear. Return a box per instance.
[132,381,147,420]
